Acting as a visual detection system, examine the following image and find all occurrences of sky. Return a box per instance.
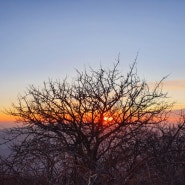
[0,0,185,125]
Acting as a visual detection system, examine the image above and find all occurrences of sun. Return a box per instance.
[103,116,113,122]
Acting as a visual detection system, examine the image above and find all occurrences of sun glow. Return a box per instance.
[103,116,113,122]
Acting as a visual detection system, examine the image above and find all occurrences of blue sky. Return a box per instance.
[1,0,185,121]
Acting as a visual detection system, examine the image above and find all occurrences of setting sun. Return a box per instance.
[103,116,113,122]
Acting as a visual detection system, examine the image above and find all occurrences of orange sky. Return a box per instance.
[1,109,184,129]
[0,112,15,122]
[0,79,184,123]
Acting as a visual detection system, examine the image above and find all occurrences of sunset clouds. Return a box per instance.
[164,79,185,90]
[163,79,185,109]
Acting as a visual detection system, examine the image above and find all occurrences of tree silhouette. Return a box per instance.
[3,61,174,184]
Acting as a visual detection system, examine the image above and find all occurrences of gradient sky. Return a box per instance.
[1,0,185,124]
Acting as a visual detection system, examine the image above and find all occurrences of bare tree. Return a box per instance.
[4,61,173,184]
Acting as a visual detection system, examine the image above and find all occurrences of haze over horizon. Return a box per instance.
[1,0,185,125]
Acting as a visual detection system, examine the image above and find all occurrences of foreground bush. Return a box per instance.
[1,61,184,184]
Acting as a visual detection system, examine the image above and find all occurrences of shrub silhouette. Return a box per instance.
[1,61,185,185]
